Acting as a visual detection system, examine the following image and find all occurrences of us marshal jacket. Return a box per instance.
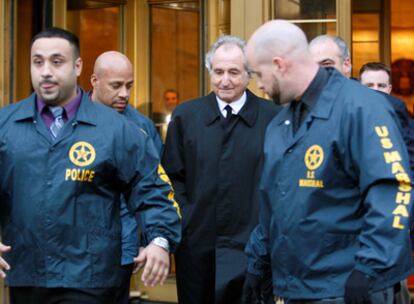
[246,68,414,299]
[0,91,180,288]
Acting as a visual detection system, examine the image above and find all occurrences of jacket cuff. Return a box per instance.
[247,261,265,277]
[354,263,378,279]
[145,229,180,253]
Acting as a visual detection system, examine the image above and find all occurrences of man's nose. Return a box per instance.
[221,73,231,85]
[118,86,129,99]
[40,62,52,77]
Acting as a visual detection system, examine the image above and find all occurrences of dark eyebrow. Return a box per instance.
[32,53,65,58]
[319,59,335,65]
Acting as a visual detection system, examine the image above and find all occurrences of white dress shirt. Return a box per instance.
[216,92,247,118]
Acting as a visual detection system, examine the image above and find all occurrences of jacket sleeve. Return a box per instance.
[116,120,181,252]
[146,120,164,157]
[390,96,414,175]
[120,197,139,262]
[407,117,414,175]
[341,95,414,278]
[162,112,191,216]
[245,148,273,277]
[245,219,271,277]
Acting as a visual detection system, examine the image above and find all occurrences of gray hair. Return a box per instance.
[309,35,350,61]
[205,35,250,75]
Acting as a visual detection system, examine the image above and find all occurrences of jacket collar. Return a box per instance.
[273,68,345,126]
[204,89,259,127]
[14,89,97,126]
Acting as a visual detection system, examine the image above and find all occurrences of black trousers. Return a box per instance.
[116,263,134,304]
[175,245,215,304]
[9,286,117,304]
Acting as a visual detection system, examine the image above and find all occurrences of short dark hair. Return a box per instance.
[31,27,80,59]
[359,62,392,83]
[164,89,179,99]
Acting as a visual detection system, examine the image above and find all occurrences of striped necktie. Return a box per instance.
[49,106,64,138]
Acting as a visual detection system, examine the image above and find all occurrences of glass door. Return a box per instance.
[149,1,201,141]
[65,0,125,91]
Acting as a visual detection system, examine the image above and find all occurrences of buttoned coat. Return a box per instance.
[162,90,279,304]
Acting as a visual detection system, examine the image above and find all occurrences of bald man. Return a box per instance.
[91,51,165,304]
[90,51,162,150]
[243,20,413,304]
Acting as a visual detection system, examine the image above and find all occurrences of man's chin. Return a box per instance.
[271,94,282,105]
[112,103,127,112]
[217,92,238,103]
[271,94,290,106]
[38,92,60,105]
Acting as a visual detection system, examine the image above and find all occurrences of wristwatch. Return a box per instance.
[151,237,170,252]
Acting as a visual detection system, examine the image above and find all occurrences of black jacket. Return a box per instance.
[162,89,279,304]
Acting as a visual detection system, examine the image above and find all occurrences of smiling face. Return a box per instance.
[210,44,249,103]
[30,37,82,106]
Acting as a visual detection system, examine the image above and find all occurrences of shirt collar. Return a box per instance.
[36,88,82,121]
[216,91,247,116]
[299,67,329,111]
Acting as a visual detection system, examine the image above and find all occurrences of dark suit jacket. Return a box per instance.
[381,92,414,174]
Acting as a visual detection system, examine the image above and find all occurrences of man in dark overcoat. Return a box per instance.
[162,35,280,304]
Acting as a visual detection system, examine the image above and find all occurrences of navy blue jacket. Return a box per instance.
[120,105,163,265]
[245,69,414,299]
[0,91,181,288]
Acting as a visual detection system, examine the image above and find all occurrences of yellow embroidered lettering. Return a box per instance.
[392,216,405,229]
[383,151,401,163]
[375,126,389,137]
[71,169,77,180]
[391,162,405,175]
[396,173,410,184]
[399,182,412,192]
[380,138,393,149]
[375,126,412,230]
[88,171,95,182]
[392,205,409,217]
[306,171,315,179]
[299,179,324,188]
[65,169,71,180]
[83,170,89,181]
[396,192,411,205]
[78,169,85,181]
